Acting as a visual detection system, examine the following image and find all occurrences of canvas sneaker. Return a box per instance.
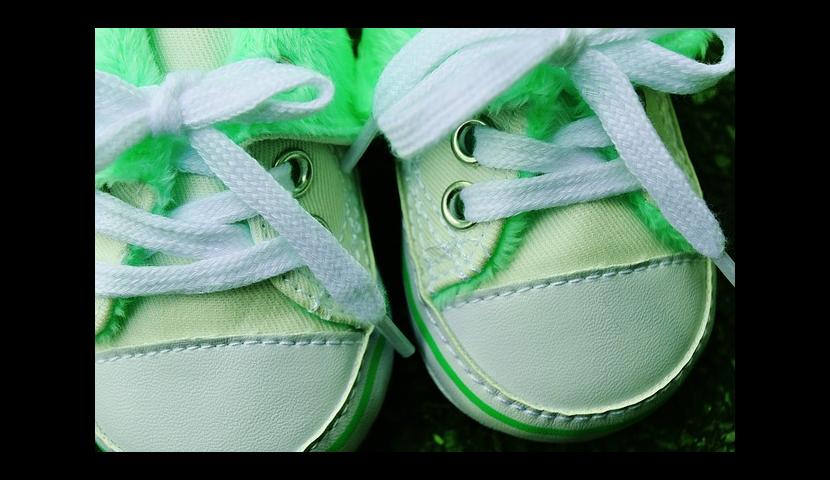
[94,28,413,452]
[349,28,735,442]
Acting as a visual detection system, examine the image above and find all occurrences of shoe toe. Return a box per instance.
[95,332,365,451]
[442,256,713,418]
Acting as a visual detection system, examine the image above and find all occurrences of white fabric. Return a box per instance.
[355,28,735,286]
[95,59,414,355]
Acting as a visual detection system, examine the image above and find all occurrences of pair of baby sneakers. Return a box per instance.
[95,28,735,451]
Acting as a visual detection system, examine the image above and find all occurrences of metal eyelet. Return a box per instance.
[272,150,313,198]
[451,119,487,165]
[442,181,474,229]
[311,214,330,232]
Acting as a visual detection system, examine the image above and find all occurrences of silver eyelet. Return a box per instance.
[451,119,487,165]
[272,150,313,198]
[311,214,330,232]
[442,181,474,229]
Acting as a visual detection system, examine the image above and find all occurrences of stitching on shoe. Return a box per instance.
[445,256,703,310]
[286,280,324,315]
[406,164,462,287]
[419,257,713,422]
[340,180,370,268]
[96,338,359,364]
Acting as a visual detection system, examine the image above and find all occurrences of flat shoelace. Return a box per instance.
[344,28,735,286]
[95,59,415,355]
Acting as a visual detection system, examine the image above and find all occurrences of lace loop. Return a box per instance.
[144,71,200,135]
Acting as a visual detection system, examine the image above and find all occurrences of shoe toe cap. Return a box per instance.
[95,333,365,451]
[442,256,714,416]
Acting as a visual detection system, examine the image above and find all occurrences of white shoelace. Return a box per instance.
[344,28,735,286]
[95,58,415,356]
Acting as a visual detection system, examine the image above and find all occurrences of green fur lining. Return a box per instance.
[220,28,363,147]
[355,28,421,122]
[95,246,155,343]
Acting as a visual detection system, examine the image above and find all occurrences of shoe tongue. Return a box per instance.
[152,28,232,71]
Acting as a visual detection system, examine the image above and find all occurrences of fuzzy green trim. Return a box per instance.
[655,30,713,60]
[95,135,185,209]
[95,246,155,343]
[354,28,421,122]
[95,28,163,87]
[220,28,363,147]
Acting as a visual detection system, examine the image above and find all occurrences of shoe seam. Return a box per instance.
[96,337,359,364]
[444,255,703,311]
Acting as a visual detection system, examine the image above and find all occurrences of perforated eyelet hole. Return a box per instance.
[311,214,330,232]
[442,181,474,229]
[451,119,487,164]
[272,150,313,198]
